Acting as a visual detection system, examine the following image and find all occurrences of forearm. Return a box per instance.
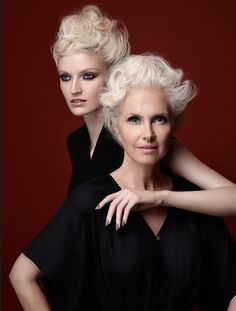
[162,186,236,216]
[11,278,52,311]
[10,254,52,311]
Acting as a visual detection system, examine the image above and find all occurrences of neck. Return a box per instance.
[84,109,103,158]
[112,154,165,190]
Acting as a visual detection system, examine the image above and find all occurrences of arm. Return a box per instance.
[163,138,235,189]
[228,296,236,311]
[97,186,236,228]
[9,253,52,311]
[97,140,236,227]
[162,186,236,216]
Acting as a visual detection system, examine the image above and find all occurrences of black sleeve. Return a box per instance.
[198,216,236,310]
[23,200,91,310]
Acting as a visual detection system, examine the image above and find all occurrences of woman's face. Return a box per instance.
[58,52,108,117]
[115,86,173,166]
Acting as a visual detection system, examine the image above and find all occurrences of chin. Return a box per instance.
[136,157,160,166]
[69,108,88,117]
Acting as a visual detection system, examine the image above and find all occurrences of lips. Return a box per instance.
[138,145,157,149]
[71,99,86,103]
[70,99,86,107]
[137,145,157,154]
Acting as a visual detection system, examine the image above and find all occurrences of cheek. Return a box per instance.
[60,83,68,99]
[119,129,137,146]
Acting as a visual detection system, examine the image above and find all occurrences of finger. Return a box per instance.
[105,195,124,226]
[96,191,120,209]
[122,198,137,226]
[115,198,130,230]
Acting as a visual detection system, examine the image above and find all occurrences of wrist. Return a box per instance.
[159,190,170,206]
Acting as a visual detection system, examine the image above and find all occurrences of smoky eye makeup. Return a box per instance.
[59,73,71,82]
[82,72,98,80]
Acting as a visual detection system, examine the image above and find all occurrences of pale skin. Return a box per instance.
[60,52,236,221]
[10,86,236,310]
[10,254,52,311]
[96,87,236,229]
[100,86,236,308]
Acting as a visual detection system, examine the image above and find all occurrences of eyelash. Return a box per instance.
[127,116,168,124]
[127,116,140,124]
[82,73,97,80]
[153,116,167,124]
[60,74,71,82]
[59,72,97,82]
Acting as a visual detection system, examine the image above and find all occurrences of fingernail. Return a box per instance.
[105,218,110,226]
[95,204,100,210]
[116,223,120,231]
[122,219,126,226]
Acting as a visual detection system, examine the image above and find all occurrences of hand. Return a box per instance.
[96,189,165,230]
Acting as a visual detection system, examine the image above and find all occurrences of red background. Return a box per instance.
[3,0,236,309]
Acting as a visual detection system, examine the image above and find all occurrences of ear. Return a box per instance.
[112,120,123,145]
[112,119,120,135]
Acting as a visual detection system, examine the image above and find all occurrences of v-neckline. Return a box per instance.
[84,125,104,161]
[107,174,171,240]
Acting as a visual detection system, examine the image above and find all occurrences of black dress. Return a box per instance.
[24,175,236,311]
[67,125,123,192]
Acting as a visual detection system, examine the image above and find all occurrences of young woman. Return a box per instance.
[10,54,236,310]
[52,5,236,215]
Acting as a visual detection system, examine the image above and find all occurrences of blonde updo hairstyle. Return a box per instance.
[52,5,130,67]
[101,54,197,143]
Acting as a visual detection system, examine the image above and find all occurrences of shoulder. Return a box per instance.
[67,175,118,215]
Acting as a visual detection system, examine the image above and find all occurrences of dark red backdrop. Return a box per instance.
[3,0,236,309]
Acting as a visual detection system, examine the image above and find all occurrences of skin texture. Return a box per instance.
[58,52,107,156]
[106,86,174,231]
[58,52,107,118]
[114,87,173,168]
[9,254,52,311]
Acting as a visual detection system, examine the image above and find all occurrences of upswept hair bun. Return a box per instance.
[101,54,197,140]
[52,5,130,66]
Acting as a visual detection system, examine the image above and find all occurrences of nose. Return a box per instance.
[143,123,156,142]
[71,79,82,95]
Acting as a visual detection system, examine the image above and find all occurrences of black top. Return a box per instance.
[67,125,123,192]
[24,175,236,311]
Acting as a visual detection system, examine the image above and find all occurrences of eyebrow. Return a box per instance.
[125,112,170,117]
[58,68,101,74]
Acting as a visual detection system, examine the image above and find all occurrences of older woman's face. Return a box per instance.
[115,87,173,166]
[58,52,108,117]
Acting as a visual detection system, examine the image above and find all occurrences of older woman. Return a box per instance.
[10,54,236,310]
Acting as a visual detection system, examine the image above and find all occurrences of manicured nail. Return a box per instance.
[95,204,100,210]
[116,223,120,231]
[105,218,110,226]
[122,219,126,226]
